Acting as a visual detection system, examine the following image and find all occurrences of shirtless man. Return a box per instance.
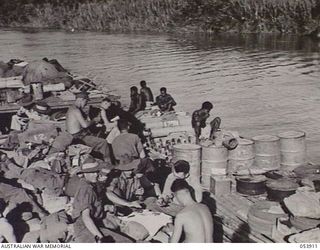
[169,179,213,243]
[192,101,221,144]
[66,92,110,161]
[128,86,145,115]
[140,80,154,103]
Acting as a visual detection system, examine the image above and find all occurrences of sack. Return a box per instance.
[284,189,320,219]
[40,211,69,242]
[68,144,92,156]
[18,121,58,146]
[120,221,149,241]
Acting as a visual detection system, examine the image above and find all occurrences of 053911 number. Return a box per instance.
[300,244,318,248]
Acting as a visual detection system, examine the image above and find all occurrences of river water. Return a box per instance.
[0,29,320,162]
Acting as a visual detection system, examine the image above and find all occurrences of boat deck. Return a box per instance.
[210,187,287,243]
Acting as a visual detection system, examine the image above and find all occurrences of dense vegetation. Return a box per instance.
[0,0,319,34]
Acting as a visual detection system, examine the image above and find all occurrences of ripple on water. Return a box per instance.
[0,30,319,161]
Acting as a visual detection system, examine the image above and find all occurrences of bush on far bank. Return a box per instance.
[0,0,319,34]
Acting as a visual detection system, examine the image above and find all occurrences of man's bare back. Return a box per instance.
[177,203,213,243]
[66,105,87,135]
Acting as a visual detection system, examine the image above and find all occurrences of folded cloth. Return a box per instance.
[120,210,172,241]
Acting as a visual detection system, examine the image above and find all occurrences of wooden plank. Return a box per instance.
[0,76,24,89]
[0,95,119,113]
[212,193,276,242]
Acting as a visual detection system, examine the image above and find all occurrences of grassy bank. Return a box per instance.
[0,0,319,34]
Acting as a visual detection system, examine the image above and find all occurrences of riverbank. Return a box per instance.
[0,0,319,34]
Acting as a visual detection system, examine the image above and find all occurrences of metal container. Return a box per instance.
[266,179,299,202]
[236,175,267,195]
[252,134,280,171]
[228,138,254,175]
[278,131,307,171]
[201,144,228,189]
[173,143,201,182]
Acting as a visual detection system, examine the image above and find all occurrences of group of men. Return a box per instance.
[63,86,213,242]
[0,80,221,243]
[128,81,177,114]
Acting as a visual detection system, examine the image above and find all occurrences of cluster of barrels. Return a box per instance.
[171,130,307,190]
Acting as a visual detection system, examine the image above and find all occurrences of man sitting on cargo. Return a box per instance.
[169,179,213,243]
[161,160,202,204]
[192,101,221,144]
[145,160,202,217]
[140,80,154,105]
[129,86,146,115]
[155,87,176,112]
[66,92,110,162]
[101,98,145,142]
[112,119,153,173]
[72,161,133,243]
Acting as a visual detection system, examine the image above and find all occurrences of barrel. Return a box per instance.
[201,145,228,190]
[248,201,288,237]
[228,139,254,175]
[278,131,307,170]
[252,135,280,171]
[172,144,201,182]
[31,82,44,100]
[266,179,299,202]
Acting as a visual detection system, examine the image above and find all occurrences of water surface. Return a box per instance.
[0,30,319,162]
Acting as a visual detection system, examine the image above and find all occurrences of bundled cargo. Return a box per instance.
[22,60,72,86]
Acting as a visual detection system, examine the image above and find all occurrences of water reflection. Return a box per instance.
[169,33,320,52]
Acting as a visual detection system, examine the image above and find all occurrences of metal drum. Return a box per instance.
[172,143,201,182]
[228,138,254,174]
[201,144,228,190]
[252,135,280,171]
[278,131,307,171]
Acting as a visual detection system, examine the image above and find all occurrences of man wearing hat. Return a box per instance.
[66,92,110,162]
[72,161,132,243]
